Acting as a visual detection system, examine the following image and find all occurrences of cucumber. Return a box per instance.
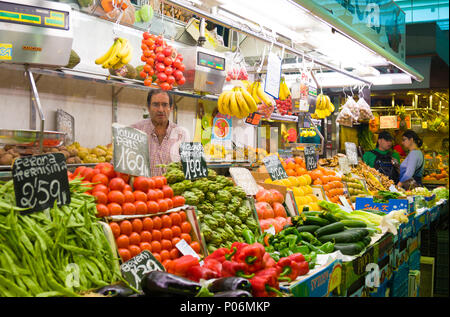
[340,220,367,228]
[296,225,321,233]
[319,212,340,223]
[334,242,365,256]
[315,222,345,237]
[302,211,322,217]
[361,236,372,247]
[304,216,330,227]
[318,228,369,243]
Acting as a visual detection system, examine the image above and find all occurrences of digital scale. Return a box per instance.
[178,46,227,95]
[0,0,73,66]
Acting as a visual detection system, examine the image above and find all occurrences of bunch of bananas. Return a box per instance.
[247,80,273,106]
[217,86,258,119]
[300,128,317,138]
[279,77,291,100]
[95,37,133,70]
[312,93,335,119]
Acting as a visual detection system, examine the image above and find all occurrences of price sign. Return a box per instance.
[245,112,262,126]
[338,156,351,174]
[304,145,317,171]
[112,123,150,177]
[120,250,165,291]
[345,142,358,165]
[179,142,208,181]
[12,153,70,214]
[263,155,288,181]
[264,52,282,99]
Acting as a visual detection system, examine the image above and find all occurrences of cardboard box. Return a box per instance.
[376,233,395,262]
[280,259,343,297]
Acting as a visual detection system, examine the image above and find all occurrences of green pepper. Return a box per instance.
[301,240,325,254]
[319,241,335,254]
[242,229,256,244]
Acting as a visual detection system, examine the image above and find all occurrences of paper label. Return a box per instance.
[339,196,353,212]
[338,156,351,174]
[265,226,276,235]
[345,142,358,165]
[176,239,200,260]
[264,52,282,99]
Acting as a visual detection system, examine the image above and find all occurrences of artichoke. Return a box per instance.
[213,202,227,214]
[212,212,226,227]
[245,217,259,232]
[183,191,199,206]
[207,168,217,180]
[206,192,216,203]
[171,182,186,196]
[191,188,205,202]
[216,189,232,203]
[201,224,213,242]
[237,206,251,222]
[210,232,223,245]
[181,180,193,190]
[165,168,185,184]
[204,214,219,229]
[208,182,222,193]
[192,179,210,194]
[198,202,214,214]
[230,186,247,199]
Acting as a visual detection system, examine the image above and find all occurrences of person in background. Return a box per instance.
[131,89,187,176]
[393,144,407,158]
[397,130,424,189]
[363,131,400,183]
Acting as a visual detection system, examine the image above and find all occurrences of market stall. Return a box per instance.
[0,0,448,298]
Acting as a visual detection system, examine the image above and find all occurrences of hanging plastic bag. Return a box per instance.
[343,97,360,123]
[356,97,374,121]
[336,105,357,127]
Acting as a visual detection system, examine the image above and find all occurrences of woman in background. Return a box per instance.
[397,130,424,189]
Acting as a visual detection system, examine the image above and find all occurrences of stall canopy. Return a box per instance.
[166,0,424,87]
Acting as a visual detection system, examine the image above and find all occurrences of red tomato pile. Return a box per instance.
[140,31,186,90]
[109,211,202,268]
[254,188,291,233]
[68,163,186,217]
[275,96,293,116]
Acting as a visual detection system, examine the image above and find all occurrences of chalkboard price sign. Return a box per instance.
[263,155,288,181]
[179,142,208,180]
[12,153,71,214]
[345,142,358,165]
[304,145,317,171]
[120,250,165,291]
[112,124,150,177]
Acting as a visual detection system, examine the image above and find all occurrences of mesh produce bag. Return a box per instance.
[356,97,374,121]
[336,105,357,127]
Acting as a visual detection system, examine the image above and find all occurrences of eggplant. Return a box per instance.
[213,290,253,297]
[208,277,252,293]
[95,284,136,297]
[141,271,202,297]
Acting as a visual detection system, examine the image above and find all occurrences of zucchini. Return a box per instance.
[319,212,340,223]
[361,236,372,247]
[334,242,365,256]
[340,220,367,228]
[315,222,345,237]
[302,211,323,217]
[304,216,330,227]
[318,228,369,244]
[296,225,321,233]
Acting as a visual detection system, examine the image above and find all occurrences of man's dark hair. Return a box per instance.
[147,89,173,108]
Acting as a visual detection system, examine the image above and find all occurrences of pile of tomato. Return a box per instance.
[140,31,186,90]
[109,211,201,267]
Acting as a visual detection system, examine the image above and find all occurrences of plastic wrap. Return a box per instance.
[336,106,356,127]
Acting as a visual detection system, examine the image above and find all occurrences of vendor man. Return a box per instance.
[131,89,187,176]
[363,131,401,183]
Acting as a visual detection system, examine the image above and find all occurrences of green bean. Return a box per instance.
[21,275,43,296]
[47,275,80,297]
[0,275,31,297]
[35,291,66,297]
[58,243,96,256]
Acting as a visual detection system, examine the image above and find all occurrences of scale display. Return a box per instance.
[0,1,69,30]
[197,51,225,71]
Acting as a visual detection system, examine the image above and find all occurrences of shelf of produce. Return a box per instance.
[0,64,219,102]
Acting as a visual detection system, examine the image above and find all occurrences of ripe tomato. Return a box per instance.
[139,242,152,252]
[143,64,153,73]
[107,203,122,215]
[169,212,182,226]
[157,72,168,82]
[134,190,148,202]
[151,241,162,253]
[165,198,173,210]
[162,185,174,198]
[92,173,109,186]
[164,66,173,76]
[160,249,171,262]
[140,230,152,243]
[159,82,171,91]
[176,76,186,86]
[172,196,185,208]
[179,211,187,222]
[161,228,173,240]
[143,31,151,39]
[177,63,185,72]
[141,55,148,63]
[131,218,143,233]
[180,233,191,244]
[171,225,181,237]
[128,245,141,258]
[190,242,201,254]
[144,78,153,86]
[157,199,168,213]
[146,57,155,67]
[156,52,166,62]
[80,167,96,182]
[146,200,160,214]
[141,43,149,51]
[142,217,153,231]
[153,177,164,189]
[143,50,152,58]
[162,259,172,269]
[151,229,162,241]
[169,248,180,260]
[124,184,132,192]
[154,189,164,200]
[152,216,162,230]
[180,221,192,234]
[163,46,172,57]
[129,232,141,246]
[161,176,167,185]
[147,178,155,189]
[119,220,133,236]
[73,166,86,178]
[161,239,172,251]
[173,60,182,70]
[152,253,161,263]
[97,163,116,179]
[119,248,131,262]
[93,191,108,205]
[122,202,136,215]
[133,176,150,192]
[134,201,148,214]
[116,235,130,249]
[108,190,125,204]
[155,36,164,46]
[109,222,121,238]
[172,237,181,246]
[146,189,157,201]
[109,177,126,191]
[123,191,135,203]
[92,184,109,195]
[176,54,183,61]
[166,75,176,85]
[164,56,173,66]
[155,62,165,73]
[96,204,109,217]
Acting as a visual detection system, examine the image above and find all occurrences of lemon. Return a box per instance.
[273,179,283,186]
[281,179,291,187]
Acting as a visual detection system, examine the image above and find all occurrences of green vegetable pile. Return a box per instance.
[164,164,260,254]
[0,179,123,297]
[433,187,449,200]
[373,191,403,204]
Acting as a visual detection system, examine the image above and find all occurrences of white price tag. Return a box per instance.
[264,52,282,99]
[176,239,200,260]
[339,196,353,212]
[264,226,276,236]
[389,185,401,193]
[338,156,351,174]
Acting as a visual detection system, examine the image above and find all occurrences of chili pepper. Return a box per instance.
[222,260,255,279]
[249,268,283,297]
[167,255,200,277]
[234,243,266,273]
[185,265,219,282]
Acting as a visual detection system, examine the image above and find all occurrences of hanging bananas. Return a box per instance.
[217,86,258,119]
[312,93,335,119]
[95,37,133,70]
[247,80,273,106]
[279,77,291,101]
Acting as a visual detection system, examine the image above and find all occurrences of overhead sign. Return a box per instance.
[12,153,70,214]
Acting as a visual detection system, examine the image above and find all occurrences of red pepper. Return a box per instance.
[249,268,283,297]
[297,260,310,276]
[288,253,305,264]
[276,257,301,282]
[229,242,248,260]
[202,258,223,276]
[185,265,218,282]
[263,252,277,269]
[222,260,255,279]
[234,243,266,273]
[206,245,240,263]
[167,255,199,277]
